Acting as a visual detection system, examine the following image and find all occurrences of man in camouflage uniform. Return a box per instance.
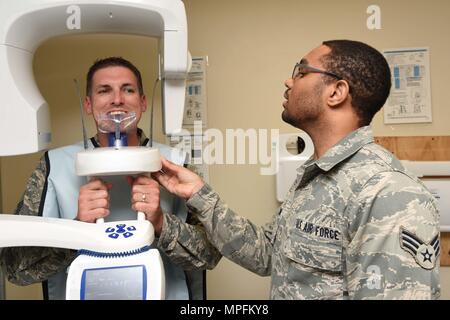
[0,57,221,299]
[150,40,440,299]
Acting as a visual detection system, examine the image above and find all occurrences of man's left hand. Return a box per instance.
[128,175,163,236]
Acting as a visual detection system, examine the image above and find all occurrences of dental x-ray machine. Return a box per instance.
[0,0,189,300]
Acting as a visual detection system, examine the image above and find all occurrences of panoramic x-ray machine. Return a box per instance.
[0,0,189,300]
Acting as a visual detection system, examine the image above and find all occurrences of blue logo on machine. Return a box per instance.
[105,224,136,239]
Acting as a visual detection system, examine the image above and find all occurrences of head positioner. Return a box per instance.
[0,1,188,300]
[0,0,188,156]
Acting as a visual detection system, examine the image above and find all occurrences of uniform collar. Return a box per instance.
[298,126,374,174]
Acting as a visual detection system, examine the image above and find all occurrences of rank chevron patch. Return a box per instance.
[400,227,440,270]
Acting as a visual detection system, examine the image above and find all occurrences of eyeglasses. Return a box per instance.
[291,63,343,80]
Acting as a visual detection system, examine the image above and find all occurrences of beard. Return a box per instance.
[282,82,324,129]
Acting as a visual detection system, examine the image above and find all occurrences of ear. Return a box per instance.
[326,80,350,108]
[140,94,148,112]
[84,96,93,115]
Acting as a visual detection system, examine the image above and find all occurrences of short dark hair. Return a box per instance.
[86,57,144,96]
[321,40,391,126]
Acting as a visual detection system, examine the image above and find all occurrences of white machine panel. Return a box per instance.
[66,249,165,300]
[421,179,450,232]
[275,132,314,202]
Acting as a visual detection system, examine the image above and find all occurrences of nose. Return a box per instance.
[284,78,293,98]
[284,78,293,89]
[111,89,124,106]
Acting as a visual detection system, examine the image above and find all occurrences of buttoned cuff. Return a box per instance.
[186,183,217,216]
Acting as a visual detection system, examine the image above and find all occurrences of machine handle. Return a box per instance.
[137,212,146,221]
[0,214,154,252]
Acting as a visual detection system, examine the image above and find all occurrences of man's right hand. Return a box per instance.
[77,178,112,223]
[152,158,204,200]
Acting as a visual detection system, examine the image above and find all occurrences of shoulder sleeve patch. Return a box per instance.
[399,227,439,270]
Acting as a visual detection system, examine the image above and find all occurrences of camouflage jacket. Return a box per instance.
[186,126,440,299]
[1,130,221,294]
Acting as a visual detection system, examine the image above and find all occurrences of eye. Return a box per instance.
[124,87,135,94]
[294,71,306,79]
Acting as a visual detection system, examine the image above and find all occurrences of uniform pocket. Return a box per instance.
[283,226,343,273]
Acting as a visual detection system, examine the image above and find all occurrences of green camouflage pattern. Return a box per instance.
[158,211,222,270]
[186,126,440,299]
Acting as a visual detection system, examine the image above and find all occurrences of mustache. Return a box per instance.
[284,89,290,100]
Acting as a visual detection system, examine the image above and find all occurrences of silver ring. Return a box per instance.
[141,193,147,202]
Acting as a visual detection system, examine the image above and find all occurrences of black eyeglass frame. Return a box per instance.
[291,63,343,81]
